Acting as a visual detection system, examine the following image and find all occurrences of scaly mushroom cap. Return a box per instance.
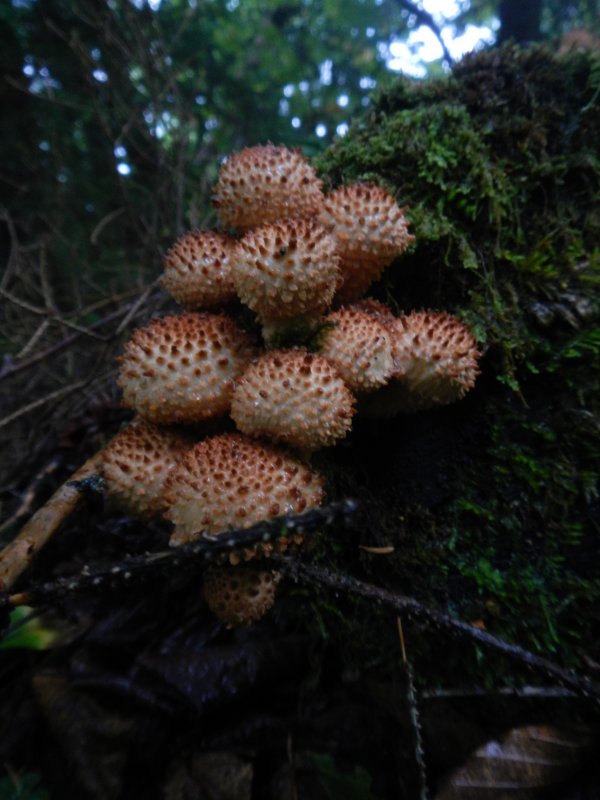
[318,307,395,393]
[203,565,282,626]
[212,144,324,230]
[102,418,189,516]
[363,311,481,415]
[164,432,325,545]
[161,230,237,309]
[234,217,340,321]
[320,183,414,302]
[231,350,355,450]
[118,313,257,424]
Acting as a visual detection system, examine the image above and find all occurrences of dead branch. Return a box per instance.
[0,451,104,592]
[1,499,359,603]
[273,558,600,704]
[0,380,89,431]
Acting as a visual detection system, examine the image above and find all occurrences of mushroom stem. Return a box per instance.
[0,451,104,592]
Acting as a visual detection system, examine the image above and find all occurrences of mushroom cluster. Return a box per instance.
[103,143,481,626]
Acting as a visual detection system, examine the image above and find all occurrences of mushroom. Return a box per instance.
[162,230,237,309]
[319,183,414,302]
[362,311,481,415]
[101,418,190,516]
[234,217,341,323]
[117,312,257,423]
[212,144,324,231]
[202,564,282,627]
[164,432,325,547]
[317,306,396,393]
[230,349,355,451]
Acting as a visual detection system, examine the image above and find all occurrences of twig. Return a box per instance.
[0,380,89,431]
[0,455,63,535]
[398,617,429,800]
[0,287,107,340]
[0,300,142,382]
[274,559,600,704]
[392,0,454,65]
[90,207,127,245]
[0,499,359,605]
[0,451,104,592]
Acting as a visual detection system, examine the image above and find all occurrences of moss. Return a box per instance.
[311,44,600,680]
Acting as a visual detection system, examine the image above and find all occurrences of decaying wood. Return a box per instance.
[0,451,104,592]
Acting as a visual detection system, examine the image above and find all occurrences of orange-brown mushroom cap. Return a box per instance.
[164,432,325,545]
[161,230,237,309]
[318,306,396,393]
[320,183,414,302]
[212,144,324,231]
[101,418,190,516]
[231,350,355,451]
[362,311,481,415]
[117,312,257,424]
[234,217,341,321]
[203,565,282,627]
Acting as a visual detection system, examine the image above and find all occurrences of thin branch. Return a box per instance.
[1,499,359,602]
[392,0,454,65]
[0,451,104,592]
[0,380,89,431]
[273,559,600,704]
[0,288,107,340]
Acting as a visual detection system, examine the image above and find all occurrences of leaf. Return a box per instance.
[435,724,593,800]
[0,772,49,800]
[162,751,253,800]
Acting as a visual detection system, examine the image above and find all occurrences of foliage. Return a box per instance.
[0,773,49,800]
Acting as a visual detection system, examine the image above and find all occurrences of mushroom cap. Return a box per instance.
[164,432,325,545]
[212,144,324,230]
[118,312,257,424]
[231,350,355,450]
[161,230,237,309]
[101,418,189,516]
[203,565,282,626]
[234,217,341,321]
[318,307,395,393]
[362,311,481,415]
[320,183,414,302]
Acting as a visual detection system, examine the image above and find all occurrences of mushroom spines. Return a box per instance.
[117,312,258,424]
[203,565,282,627]
[161,229,237,309]
[101,418,189,516]
[164,432,326,545]
[212,144,324,230]
[318,307,395,393]
[231,349,355,450]
[234,217,341,321]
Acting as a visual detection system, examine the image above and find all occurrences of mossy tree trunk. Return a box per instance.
[313,44,600,677]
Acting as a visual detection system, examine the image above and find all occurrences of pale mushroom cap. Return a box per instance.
[162,230,237,309]
[164,432,326,544]
[231,350,355,451]
[320,183,414,302]
[318,307,395,392]
[118,312,257,424]
[363,311,481,415]
[212,144,324,230]
[203,565,282,626]
[234,217,341,321]
[102,418,189,516]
